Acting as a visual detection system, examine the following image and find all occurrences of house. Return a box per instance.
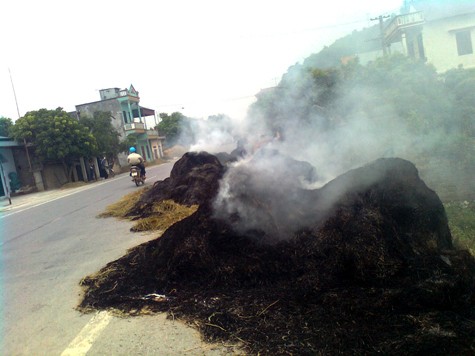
[0,137,19,199]
[384,1,475,72]
[75,85,165,167]
[1,135,100,194]
[0,136,40,198]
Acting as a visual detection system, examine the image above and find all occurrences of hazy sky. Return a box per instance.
[1,0,402,122]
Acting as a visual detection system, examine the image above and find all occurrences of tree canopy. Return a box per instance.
[79,111,121,157]
[250,54,471,140]
[248,54,474,199]
[11,108,97,162]
[444,67,475,138]
[0,117,13,137]
[156,112,194,147]
[119,133,138,154]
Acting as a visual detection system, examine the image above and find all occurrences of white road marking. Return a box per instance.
[0,179,119,218]
[61,311,112,356]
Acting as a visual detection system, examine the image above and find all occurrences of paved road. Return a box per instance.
[0,163,237,355]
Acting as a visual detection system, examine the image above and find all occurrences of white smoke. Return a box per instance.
[212,147,320,241]
[183,57,471,241]
[187,115,242,154]
[210,74,450,241]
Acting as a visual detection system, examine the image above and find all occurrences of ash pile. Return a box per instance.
[80,151,475,355]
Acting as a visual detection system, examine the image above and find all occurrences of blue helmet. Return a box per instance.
[129,147,136,153]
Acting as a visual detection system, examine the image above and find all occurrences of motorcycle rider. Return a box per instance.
[127,147,146,178]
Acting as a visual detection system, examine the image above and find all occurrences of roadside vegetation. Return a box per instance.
[248,53,475,257]
[129,200,198,232]
[10,108,98,181]
[97,189,146,219]
[98,188,197,234]
[7,108,130,183]
[445,200,475,255]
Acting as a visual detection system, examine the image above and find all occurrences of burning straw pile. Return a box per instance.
[80,151,475,355]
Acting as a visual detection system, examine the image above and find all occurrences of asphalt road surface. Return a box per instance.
[0,162,238,355]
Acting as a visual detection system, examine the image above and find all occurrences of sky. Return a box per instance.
[1,0,403,123]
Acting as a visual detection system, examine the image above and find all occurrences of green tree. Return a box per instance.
[353,54,451,133]
[79,111,121,157]
[119,133,138,154]
[0,117,13,137]
[11,108,97,181]
[250,52,474,198]
[444,67,475,137]
[156,112,194,147]
[252,54,452,136]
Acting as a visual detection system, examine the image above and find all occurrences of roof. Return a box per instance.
[76,100,154,118]
[132,106,155,118]
[75,98,114,109]
[0,137,21,147]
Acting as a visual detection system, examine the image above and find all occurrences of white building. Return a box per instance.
[384,1,475,72]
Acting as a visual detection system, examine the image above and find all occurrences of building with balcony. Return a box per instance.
[384,1,475,72]
[75,84,165,167]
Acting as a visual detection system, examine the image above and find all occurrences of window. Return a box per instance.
[456,30,473,56]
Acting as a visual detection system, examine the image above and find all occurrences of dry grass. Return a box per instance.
[61,181,88,190]
[98,188,198,233]
[445,200,475,255]
[80,264,121,290]
[131,200,198,232]
[98,188,150,218]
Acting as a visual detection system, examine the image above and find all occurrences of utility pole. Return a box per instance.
[371,15,391,56]
[8,68,21,119]
[9,68,32,171]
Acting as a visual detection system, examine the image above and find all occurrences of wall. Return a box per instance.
[0,148,17,196]
[149,138,164,159]
[41,163,69,190]
[76,100,126,140]
[423,13,475,72]
[357,42,405,66]
[117,152,128,168]
[99,88,120,100]
[11,146,36,189]
[136,138,150,161]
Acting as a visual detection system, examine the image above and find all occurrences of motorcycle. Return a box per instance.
[106,164,116,178]
[130,166,145,186]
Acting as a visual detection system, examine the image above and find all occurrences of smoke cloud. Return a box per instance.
[186,56,473,242]
[187,115,240,154]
